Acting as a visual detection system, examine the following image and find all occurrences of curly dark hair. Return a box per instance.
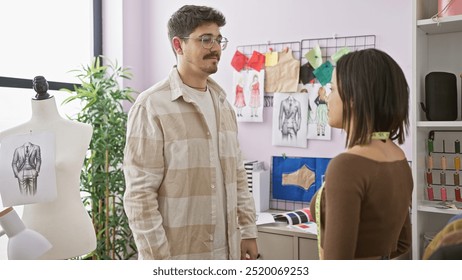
[167,5,226,54]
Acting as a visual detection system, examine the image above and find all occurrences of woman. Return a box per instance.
[310,49,413,260]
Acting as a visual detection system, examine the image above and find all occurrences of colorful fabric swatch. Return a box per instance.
[313,61,333,86]
[305,45,322,69]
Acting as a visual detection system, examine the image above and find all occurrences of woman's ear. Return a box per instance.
[172,37,183,55]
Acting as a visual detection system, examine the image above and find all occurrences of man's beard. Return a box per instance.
[202,52,220,74]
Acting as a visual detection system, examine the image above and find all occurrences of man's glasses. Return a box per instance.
[182,35,228,50]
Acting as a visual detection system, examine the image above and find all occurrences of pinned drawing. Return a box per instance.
[302,83,332,140]
[231,69,264,122]
[0,132,57,207]
[314,86,329,137]
[234,76,246,117]
[272,92,308,148]
[249,73,262,118]
[12,142,41,195]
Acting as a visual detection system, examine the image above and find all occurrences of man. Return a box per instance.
[123,5,258,260]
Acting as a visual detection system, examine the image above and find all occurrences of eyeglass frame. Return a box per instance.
[181,35,229,50]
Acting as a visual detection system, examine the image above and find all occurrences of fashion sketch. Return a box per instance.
[234,76,246,117]
[231,69,264,122]
[279,95,301,141]
[0,132,57,207]
[249,74,261,117]
[272,92,308,148]
[304,83,332,140]
[315,86,328,137]
[12,142,41,195]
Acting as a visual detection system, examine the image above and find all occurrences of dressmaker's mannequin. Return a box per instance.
[0,76,96,259]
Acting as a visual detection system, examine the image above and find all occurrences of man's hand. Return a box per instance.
[241,238,258,260]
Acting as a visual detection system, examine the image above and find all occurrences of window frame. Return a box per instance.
[0,0,102,91]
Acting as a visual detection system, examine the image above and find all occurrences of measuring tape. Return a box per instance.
[315,182,325,259]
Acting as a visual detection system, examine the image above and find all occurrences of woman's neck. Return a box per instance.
[29,96,63,122]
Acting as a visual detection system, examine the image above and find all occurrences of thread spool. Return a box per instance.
[428,155,433,170]
[441,156,447,170]
[440,171,446,185]
[456,140,460,153]
[454,172,460,186]
[441,187,447,201]
[455,187,462,202]
[428,139,434,154]
[426,170,433,184]
[455,156,460,171]
[427,186,434,201]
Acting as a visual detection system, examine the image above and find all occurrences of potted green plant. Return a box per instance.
[61,56,136,259]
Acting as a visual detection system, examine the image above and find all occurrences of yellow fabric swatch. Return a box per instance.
[265,51,278,67]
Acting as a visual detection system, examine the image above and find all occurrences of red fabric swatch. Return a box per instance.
[247,51,265,71]
[230,50,265,72]
[230,50,248,72]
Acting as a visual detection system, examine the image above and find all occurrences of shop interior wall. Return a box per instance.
[116,0,413,168]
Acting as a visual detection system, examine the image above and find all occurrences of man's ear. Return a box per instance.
[172,37,183,55]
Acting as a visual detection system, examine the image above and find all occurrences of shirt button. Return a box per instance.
[207,131,210,135]
[211,185,215,189]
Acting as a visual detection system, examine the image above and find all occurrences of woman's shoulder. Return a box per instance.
[344,141,408,163]
[332,151,408,165]
[328,152,408,178]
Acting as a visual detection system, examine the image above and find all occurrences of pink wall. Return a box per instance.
[116,0,413,167]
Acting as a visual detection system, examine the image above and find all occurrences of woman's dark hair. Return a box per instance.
[335,48,409,148]
[167,5,226,53]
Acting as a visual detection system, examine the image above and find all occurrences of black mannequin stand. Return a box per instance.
[32,76,51,100]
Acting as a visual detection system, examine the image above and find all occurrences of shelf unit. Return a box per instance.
[412,0,462,259]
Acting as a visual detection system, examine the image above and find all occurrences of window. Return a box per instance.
[0,0,101,131]
[0,0,100,259]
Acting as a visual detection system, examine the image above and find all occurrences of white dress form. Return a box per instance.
[0,96,96,259]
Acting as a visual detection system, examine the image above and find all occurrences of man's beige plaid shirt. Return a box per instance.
[123,67,257,259]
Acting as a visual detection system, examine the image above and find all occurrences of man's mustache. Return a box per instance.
[204,52,220,60]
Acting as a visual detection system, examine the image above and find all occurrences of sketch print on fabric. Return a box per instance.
[0,132,57,207]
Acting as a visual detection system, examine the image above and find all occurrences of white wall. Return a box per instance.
[110,0,413,167]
